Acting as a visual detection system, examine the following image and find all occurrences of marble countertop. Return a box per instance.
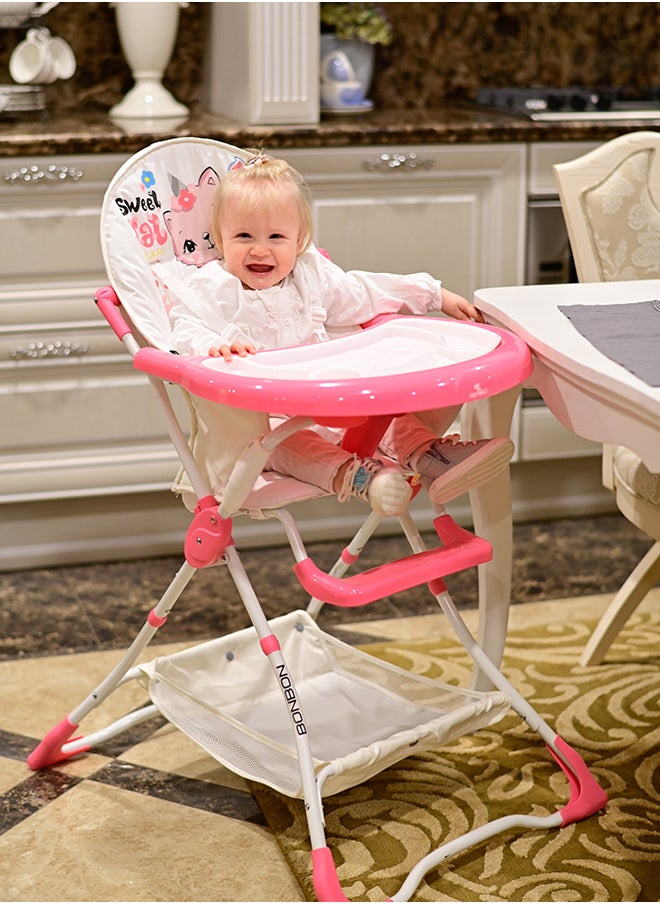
[0,104,653,158]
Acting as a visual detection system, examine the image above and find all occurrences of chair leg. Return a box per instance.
[580,540,660,666]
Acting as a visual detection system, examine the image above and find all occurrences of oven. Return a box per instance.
[524,138,598,286]
[526,197,575,286]
[522,181,575,425]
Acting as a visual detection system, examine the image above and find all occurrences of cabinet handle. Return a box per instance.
[2,164,84,185]
[10,340,89,360]
[362,153,435,172]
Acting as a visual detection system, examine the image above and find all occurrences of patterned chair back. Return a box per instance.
[554,131,660,283]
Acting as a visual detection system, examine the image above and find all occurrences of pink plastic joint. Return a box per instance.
[184,505,233,568]
[428,576,447,596]
[194,495,220,512]
[549,735,608,825]
[148,608,168,628]
[94,286,132,341]
[260,634,281,656]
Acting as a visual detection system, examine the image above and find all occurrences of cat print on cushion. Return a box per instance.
[112,155,244,268]
[164,166,221,267]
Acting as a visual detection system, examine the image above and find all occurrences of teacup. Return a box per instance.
[48,34,76,79]
[320,79,366,108]
[9,27,75,84]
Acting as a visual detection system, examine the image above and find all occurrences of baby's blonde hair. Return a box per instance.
[212,154,313,254]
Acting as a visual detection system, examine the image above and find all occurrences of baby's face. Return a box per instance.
[218,194,302,290]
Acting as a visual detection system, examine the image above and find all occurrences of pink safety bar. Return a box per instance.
[295,515,491,607]
[132,320,533,420]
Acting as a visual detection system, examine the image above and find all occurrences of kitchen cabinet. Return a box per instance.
[0,153,193,569]
[282,144,526,301]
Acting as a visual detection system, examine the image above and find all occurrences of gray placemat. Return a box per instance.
[558,300,660,387]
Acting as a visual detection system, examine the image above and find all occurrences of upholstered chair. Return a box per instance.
[554,131,660,665]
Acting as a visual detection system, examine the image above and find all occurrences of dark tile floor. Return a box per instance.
[0,512,652,660]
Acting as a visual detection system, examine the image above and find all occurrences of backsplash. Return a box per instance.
[373,2,660,109]
[0,2,209,113]
[1,2,660,117]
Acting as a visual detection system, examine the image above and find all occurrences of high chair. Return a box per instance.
[27,138,607,902]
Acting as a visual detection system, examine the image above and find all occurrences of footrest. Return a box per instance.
[293,514,492,607]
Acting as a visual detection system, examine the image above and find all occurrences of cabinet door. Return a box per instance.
[0,155,188,503]
[283,144,525,298]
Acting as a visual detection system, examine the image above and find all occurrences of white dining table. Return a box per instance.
[464,279,660,689]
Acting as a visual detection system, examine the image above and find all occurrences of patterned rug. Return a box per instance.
[250,593,660,902]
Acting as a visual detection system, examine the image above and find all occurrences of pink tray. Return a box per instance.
[134,317,532,418]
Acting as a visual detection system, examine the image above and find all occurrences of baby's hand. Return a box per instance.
[209,340,257,362]
[441,288,485,323]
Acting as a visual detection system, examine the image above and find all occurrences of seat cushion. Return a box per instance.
[612,444,660,506]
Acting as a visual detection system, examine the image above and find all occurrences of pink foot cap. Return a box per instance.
[27,718,84,770]
[312,847,348,902]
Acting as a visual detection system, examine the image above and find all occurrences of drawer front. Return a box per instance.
[0,154,127,282]
[528,142,599,196]
[1,366,169,452]
[0,280,190,478]
[0,442,182,503]
[0,363,190,501]
[0,282,123,367]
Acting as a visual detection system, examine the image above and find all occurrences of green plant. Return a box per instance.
[320,3,393,46]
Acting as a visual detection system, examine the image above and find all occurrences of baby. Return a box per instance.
[166,153,513,517]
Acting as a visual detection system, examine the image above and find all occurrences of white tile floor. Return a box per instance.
[0,607,486,902]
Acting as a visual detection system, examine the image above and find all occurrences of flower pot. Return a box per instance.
[320,34,375,112]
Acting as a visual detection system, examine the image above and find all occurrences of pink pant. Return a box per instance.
[266,406,460,493]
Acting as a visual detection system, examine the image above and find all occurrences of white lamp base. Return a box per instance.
[110,78,188,120]
[109,2,188,124]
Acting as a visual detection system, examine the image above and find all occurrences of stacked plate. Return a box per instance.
[0,84,46,115]
[0,2,59,29]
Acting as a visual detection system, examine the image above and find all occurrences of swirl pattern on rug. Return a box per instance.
[251,595,659,901]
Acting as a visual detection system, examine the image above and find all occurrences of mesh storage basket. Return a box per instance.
[138,610,510,797]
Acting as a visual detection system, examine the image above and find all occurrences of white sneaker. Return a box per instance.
[348,458,412,517]
[415,435,514,505]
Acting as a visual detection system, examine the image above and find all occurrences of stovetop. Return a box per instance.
[475,87,660,121]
